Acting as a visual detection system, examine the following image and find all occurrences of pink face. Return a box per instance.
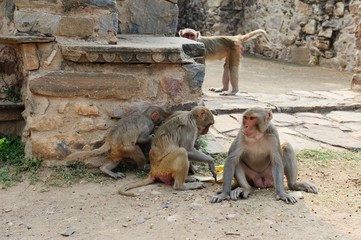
[179,30,198,41]
[242,115,258,137]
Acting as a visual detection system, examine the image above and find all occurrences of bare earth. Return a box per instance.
[1,156,360,240]
[1,57,360,240]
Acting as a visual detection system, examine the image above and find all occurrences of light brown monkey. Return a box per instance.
[211,107,318,204]
[118,106,217,196]
[65,106,167,179]
[179,28,270,96]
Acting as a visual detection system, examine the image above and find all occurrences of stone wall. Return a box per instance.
[0,0,207,165]
[178,0,361,74]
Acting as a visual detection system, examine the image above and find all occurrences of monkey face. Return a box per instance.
[242,115,259,137]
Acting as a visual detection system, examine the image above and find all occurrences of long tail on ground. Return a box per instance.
[238,29,270,43]
[65,142,110,161]
[118,176,155,197]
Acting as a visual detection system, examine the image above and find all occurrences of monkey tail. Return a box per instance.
[64,142,110,161]
[118,176,155,197]
[238,29,270,43]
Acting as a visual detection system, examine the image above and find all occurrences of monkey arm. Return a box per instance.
[187,148,217,180]
[271,146,298,204]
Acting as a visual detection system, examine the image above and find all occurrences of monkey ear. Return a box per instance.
[198,109,206,121]
[196,31,201,39]
[179,30,183,36]
[151,111,160,122]
[266,110,273,121]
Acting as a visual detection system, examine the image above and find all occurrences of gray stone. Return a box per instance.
[99,13,118,34]
[302,19,317,34]
[14,11,61,35]
[203,133,226,155]
[326,111,361,123]
[278,129,321,151]
[318,28,333,38]
[272,113,303,127]
[295,124,361,149]
[213,115,240,133]
[128,0,178,35]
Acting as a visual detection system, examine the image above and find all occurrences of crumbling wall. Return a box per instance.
[178,0,361,73]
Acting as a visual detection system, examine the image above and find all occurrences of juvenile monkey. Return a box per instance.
[65,106,167,179]
[118,106,217,196]
[179,28,270,96]
[211,107,318,204]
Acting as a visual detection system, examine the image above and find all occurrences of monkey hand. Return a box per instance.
[276,193,298,204]
[208,163,217,182]
[210,192,230,203]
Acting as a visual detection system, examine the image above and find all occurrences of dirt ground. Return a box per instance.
[1,155,360,240]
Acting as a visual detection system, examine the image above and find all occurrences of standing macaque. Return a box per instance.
[179,28,270,96]
[65,106,167,179]
[118,106,217,196]
[211,107,318,204]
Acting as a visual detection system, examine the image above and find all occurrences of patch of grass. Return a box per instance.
[297,149,361,170]
[0,136,110,188]
[0,136,42,188]
[44,161,107,187]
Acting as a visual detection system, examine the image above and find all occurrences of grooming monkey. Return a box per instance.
[118,106,217,196]
[65,106,168,179]
[179,28,270,96]
[211,107,318,204]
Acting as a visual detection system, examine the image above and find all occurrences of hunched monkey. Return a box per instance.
[65,106,167,179]
[211,107,318,204]
[179,28,270,96]
[118,106,217,196]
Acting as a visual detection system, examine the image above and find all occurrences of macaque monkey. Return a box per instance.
[118,106,217,196]
[211,107,318,204]
[65,106,167,179]
[179,28,270,96]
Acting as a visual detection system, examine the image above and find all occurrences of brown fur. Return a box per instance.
[65,106,168,179]
[118,106,216,196]
[179,28,270,96]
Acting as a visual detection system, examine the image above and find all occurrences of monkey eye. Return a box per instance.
[249,116,256,120]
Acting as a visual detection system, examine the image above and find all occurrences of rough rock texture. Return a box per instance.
[178,0,361,75]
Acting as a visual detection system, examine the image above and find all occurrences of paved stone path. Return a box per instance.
[202,89,361,154]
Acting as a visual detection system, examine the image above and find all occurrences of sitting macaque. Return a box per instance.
[211,107,318,204]
[118,106,217,196]
[179,28,270,96]
[65,106,167,179]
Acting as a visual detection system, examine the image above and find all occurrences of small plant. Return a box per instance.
[0,74,21,103]
[0,136,42,188]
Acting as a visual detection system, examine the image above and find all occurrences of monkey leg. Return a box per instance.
[100,160,125,179]
[219,54,240,96]
[209,60,230,93]
[161,148,204,190]
[282,143,318,194]
[127,145,147,170]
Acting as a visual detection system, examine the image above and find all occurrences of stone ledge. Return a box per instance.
[29,72,140,100]
[0,35,55,45]
[59,35,204,64]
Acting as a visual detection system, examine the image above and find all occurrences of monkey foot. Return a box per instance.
[209,87,227,93]
[184,182,205,190]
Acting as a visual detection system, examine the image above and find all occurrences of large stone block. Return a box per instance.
[29,72,140,100]
[14,11,61,35]
[126,0,178,35]
[20,43,39,71]
[56,16,94,38]
[290,46,309,65]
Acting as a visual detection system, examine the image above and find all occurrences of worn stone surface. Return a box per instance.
[213,115,240,133]
[29,72,140,100]
[326,111,361,123]
[295,124,361,150]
